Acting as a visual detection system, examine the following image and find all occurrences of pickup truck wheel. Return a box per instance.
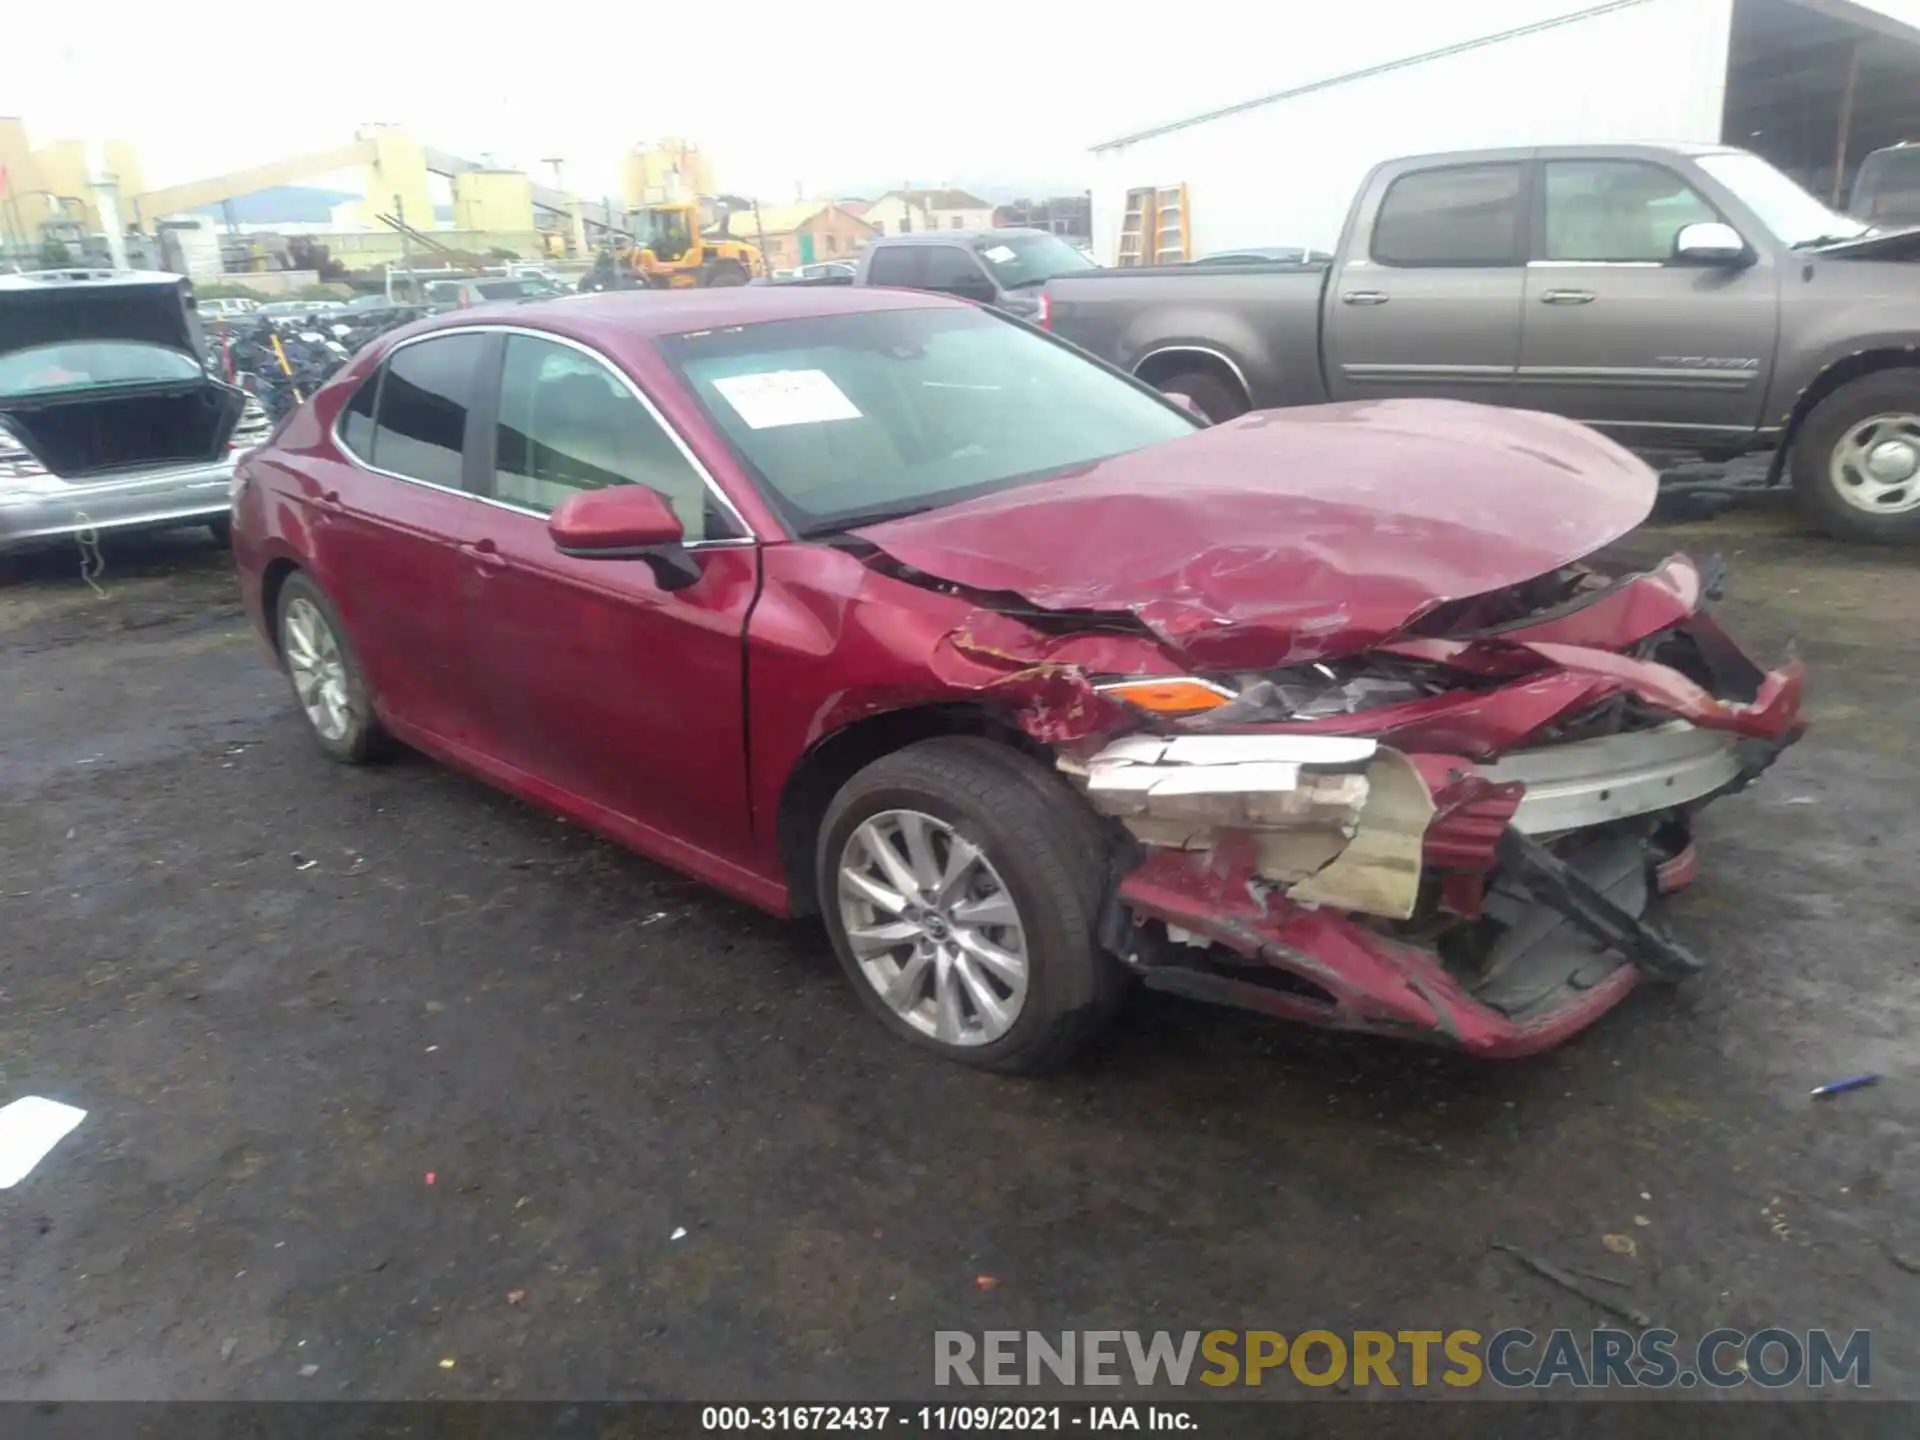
[1792,371,1920,543]
[1156,369,1247,423]
[817,737,1126,1074]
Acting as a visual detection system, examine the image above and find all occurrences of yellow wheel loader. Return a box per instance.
[629,196,764,288]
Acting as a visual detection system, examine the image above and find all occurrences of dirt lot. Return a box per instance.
[0,503,1915,1403]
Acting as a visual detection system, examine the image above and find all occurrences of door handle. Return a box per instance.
[1540,288,1596,305]
[1341,290,1390,306]
[463,536,507,573]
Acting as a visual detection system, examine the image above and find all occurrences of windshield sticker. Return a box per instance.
[713,369,863,429]
[982,245,1017,264]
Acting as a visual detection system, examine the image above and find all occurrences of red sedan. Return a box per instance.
[232,288,1803,1072]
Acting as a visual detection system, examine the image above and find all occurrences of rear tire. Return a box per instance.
[703,259,750,288]
[1791,369,1920,544]
[817,737,1125,1074]
[275,572,391,764]
[1155,367,1248,423]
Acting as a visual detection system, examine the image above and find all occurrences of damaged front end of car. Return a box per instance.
[856,548,1802,1057]
[849,402,1806,1055]
[1050,557,1803,1056]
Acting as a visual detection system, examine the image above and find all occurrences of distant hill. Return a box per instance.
[192,185,357,224]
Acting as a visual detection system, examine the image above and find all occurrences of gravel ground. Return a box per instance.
[0,504,1914,1404]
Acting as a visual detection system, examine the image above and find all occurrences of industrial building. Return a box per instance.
[0,124,732,278]
[1086,0,1920,262]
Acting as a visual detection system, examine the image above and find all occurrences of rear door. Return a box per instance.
[1516,157,1778,445]
[455,331,762,870]
[1323,160,1528,405]
[310,331,494,746]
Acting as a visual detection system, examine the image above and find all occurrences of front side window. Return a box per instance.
[1372,163,1524,266]
[661,305,1197,536]
[367,333,486,489]
[1542,161,1719,263]
[494,335,729,541]
[0,342,202,397]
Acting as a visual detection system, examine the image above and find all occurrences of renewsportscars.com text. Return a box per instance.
[934,1328,1870,1390]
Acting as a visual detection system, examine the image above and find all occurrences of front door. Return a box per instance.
[1516,157,1779,447]
[456,331,761,871]
[308,331,493,747]
[1323,160,1527,406]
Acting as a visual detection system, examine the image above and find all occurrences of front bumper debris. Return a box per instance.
[1072,598,1803,1058]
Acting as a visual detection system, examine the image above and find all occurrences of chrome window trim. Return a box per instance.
[329,322,758,549]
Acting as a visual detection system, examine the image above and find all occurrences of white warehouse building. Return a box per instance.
[1087,0,1920,263]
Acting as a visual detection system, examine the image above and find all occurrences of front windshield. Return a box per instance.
[973,232,1098,289]
[1696,152,1869,247]
[0,341,202,398]
[661,305,1196,535]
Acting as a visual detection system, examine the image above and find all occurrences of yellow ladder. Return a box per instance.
[1117,187,1153,266]
[1151,184,1190,263]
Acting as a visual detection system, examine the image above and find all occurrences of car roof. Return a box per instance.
[873,229,1057,246]
[0,267,188,294]
[392,284,964,347]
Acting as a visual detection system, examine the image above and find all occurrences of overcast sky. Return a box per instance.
[14,0,1920,202]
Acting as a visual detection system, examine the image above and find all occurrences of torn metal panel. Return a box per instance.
[1382,629,1806,743]
[1286,747,1433,920]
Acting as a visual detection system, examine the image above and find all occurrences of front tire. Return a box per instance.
[1791,370,1920,543]
[703,259,750,288]
[817,737,1125,1074]
[275,572,390,763]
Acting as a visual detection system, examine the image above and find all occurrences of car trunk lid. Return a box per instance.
[0,271,242,478]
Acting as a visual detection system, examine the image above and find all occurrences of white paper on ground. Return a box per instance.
[0,1096,86,1188]
[712,370,862,430]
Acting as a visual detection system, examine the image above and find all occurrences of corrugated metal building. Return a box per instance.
[1088,0,1920,262]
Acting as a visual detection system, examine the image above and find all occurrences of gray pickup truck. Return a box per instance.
[1043,142,1920,544]
[782,228,1099,325]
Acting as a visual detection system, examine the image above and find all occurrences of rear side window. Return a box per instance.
[368,334,486,489]
[918,246,994,298]
[866,247,920,287]
[339,370,379,457]
[1372,163,1524,267]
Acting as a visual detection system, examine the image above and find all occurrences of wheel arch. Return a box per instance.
[1132,345,1252,408]
[260,556,303,657]
[1769,346,1920,484]
[776,702,1048,917]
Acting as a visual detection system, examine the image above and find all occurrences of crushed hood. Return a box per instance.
[0,271,204,360]
[857,398,1655,670]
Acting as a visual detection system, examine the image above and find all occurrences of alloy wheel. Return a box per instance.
[836,808,1030,1047]
[283,597,352,742]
